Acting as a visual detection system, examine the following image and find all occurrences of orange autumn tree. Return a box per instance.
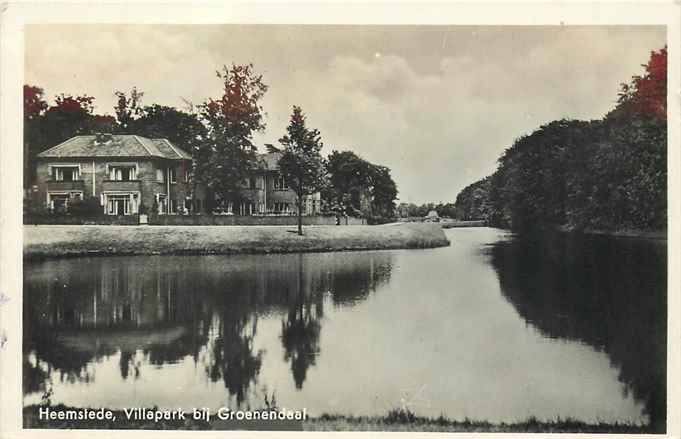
[617,46,667,120]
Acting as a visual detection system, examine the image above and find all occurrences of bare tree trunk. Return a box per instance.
[297,195,303,236]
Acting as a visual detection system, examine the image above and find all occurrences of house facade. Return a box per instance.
[225,151,321,216]
[35,133,200,215]
[33,133,320,217]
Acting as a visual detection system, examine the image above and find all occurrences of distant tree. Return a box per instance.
[397,202,419,218]
[325,150,372,216]
[23,85,48,189]
[42,94,97,145]
[455,177,492,220]
[24,85,47,121]
[434,202,457,219]
[197,64,268,210]
[278,106,327,235]
[23,89,109,188]
[113,87,144,132]
[324,150,398,221]
[367,165,398,219]
[89,114,118,133]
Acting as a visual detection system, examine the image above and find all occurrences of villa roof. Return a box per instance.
[37,135,192,160]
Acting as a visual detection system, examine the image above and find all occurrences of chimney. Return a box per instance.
[95,132,113,144]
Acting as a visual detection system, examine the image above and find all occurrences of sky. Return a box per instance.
[25,25,666,203]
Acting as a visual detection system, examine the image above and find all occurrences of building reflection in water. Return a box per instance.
[23,252,394,406]
[488,232,667,433]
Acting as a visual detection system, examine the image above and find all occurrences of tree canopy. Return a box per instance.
[196,64,268,206]
[278,106,327,235]
[324,150,398,222]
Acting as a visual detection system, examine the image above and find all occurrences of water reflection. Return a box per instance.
[488,232,667,432]
[24,252,393,406]
[23,230,666,428]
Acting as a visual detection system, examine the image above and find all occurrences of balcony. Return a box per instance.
[46,180,85,191]
[102,180,142,192]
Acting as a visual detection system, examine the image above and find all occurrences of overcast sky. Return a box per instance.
[25,25,665,203]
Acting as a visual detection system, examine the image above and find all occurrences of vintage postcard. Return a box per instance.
[1,1,679,438]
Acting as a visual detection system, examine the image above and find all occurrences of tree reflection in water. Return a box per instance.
[24,252,393,407]
[488,232,667,432]
[281,254,323,389]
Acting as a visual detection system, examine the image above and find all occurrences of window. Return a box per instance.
[156,168,165,183]
[52,166,80,181]
[156,194,167,214]
[239,202,256,215]
[248,177,257,189]
[48,193,69,212]
[274,175,288,190]
[48,192,83,212]
[170,199,177,213]
[184,169,191,183]
[169,167,177,183]
[273,202,290,214]
[109,165,136,181]
[107,194,134,215]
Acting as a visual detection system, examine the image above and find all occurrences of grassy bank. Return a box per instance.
[305,413,650,433]
[23,406,650,433]
[23,223,449,260]
[441,220,487,229]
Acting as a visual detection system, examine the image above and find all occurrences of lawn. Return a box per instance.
[23,223,450,259]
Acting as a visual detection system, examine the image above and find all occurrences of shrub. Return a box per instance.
[69,196,102,217]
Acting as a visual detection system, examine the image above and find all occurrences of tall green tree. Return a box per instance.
[197,64,268,209]
[367,165,398,219]
[278,106,327,235]
[325,150,372,216]
[325,150,398,221]
[23,85,48,189]
[113,87,144,132]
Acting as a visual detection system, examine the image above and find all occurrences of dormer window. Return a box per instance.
[52,165,80,181]
[108,164,136,181]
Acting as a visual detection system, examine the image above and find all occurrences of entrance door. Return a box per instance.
[107,195,131,215]
[117,200,125,215]
[51,195,69,213]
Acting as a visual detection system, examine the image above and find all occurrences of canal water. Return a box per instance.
[23,228,666,429]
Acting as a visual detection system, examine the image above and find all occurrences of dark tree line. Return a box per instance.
[397,202,457,219]
[455,47,667,233]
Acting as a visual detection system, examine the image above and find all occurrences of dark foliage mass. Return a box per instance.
[324,150,398,223]
[454,177,491,220]
[455,47,667,233]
